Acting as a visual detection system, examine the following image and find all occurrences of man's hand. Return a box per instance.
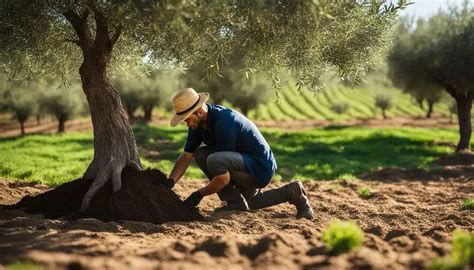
[162,178,175,190]
[184,191,204,207]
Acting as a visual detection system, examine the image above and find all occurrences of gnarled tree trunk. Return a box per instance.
[445,85,472,152]
[64,8,142,212]
[425,101,434,118]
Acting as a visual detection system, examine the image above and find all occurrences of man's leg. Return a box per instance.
[194,148,250,208]
[241,182,315,219]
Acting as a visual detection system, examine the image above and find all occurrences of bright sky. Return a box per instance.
[398,0,465,18]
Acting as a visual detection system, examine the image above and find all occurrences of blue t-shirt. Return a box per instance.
[184,104,277,187]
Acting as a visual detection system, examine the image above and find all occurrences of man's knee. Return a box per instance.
[206,152,229,177]
[194,146,213,165]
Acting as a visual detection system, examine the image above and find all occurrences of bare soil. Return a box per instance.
[0,154,473,269]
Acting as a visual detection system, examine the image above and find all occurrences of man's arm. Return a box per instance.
[198,172,230,196]
[169,151,194,184]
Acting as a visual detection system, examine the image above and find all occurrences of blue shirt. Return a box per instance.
[184,104,277,187]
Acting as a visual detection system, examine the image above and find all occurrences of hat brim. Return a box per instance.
[170,92,210,127]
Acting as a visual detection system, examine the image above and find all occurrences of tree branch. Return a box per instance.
[90,6,111,49]
[81,9,90,21]
[111,25,123,46]
[64,39,81,46]
[63,9,93,48]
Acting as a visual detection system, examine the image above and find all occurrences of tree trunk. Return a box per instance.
[425,101,434,118]
[143,104,153,122]
[382,109,387,119]
[36,114,41,125]
[20,121,25,136]
[57,114,66,134]
[78,50,142,211]
[454,93,472,152]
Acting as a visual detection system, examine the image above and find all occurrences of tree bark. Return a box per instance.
[20,121,25,136]
[64,8,142,212]
[444,85,472,152]
[57,114,66,134]
[425,101,434,118]
[143,104,153,122]
[454,93,472,152]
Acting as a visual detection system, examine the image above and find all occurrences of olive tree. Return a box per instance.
[0,1,406,211]
[388,2,474,151]
[41,82,85,133]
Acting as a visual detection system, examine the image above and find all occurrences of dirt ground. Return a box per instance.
[0,154,473,269]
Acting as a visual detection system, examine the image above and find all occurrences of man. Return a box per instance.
[164,88,314,219]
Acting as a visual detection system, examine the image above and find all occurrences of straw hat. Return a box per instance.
[170,88,210,127]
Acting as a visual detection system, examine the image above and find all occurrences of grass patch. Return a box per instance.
[0,125,464,185]
[357,187,375,198]
[5,261,45,270]
[428,230,473,270]
[460,198,474,210]
[322,220,365,255]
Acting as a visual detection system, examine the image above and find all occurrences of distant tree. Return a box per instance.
[112,77,142,120]
[141,70,183,122]
[6,83,39,136]
[388,2,474,151]
[41,82,84,133]
[375,94,393,119]
[330,100,350,115]
[0,1,407,211]
[449,101,457,124]
[228,72,272,116]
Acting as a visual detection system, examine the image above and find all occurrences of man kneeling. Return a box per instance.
[163,88,314,219]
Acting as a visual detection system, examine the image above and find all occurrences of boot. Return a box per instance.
[288,181,314,219]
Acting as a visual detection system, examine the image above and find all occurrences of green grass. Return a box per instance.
[357,187,375,198]
[322,220,365,255]
[428,230,473,270]
[460,199,474,210]
[0,124,465,185]
[5,262,45,270]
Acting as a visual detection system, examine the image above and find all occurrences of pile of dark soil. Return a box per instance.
[8,168,204,224]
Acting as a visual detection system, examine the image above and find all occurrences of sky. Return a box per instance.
[398,0,465,18]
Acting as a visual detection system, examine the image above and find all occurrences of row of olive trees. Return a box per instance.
[388,2,474,152]
[0,78,87,135]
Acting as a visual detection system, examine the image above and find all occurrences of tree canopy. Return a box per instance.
[1,1,406,89]
[388,1,474,151]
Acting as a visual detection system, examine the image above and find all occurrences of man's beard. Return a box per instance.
[192,117,204,130]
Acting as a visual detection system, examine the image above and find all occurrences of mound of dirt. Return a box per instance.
[8,168,204,224]
[434,152,474,166]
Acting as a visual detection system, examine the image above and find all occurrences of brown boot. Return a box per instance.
[288,181,314,219]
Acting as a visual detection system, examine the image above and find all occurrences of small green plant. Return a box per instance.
[357,186,375,198]
[428,230,473,270]
[322,220,365,255]
[6,261,44,270]
[460,198,474,210]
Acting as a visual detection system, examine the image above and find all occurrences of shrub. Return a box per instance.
[357,187,375,198]
[428,230,473,270]
[330,101,350,115]
[460,199,474,210]
[322,220,365,255]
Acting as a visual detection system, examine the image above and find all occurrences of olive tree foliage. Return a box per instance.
[389,18,446,119]
[183,52,272,116]
[0,0,407,211]
[388,1,474,152]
